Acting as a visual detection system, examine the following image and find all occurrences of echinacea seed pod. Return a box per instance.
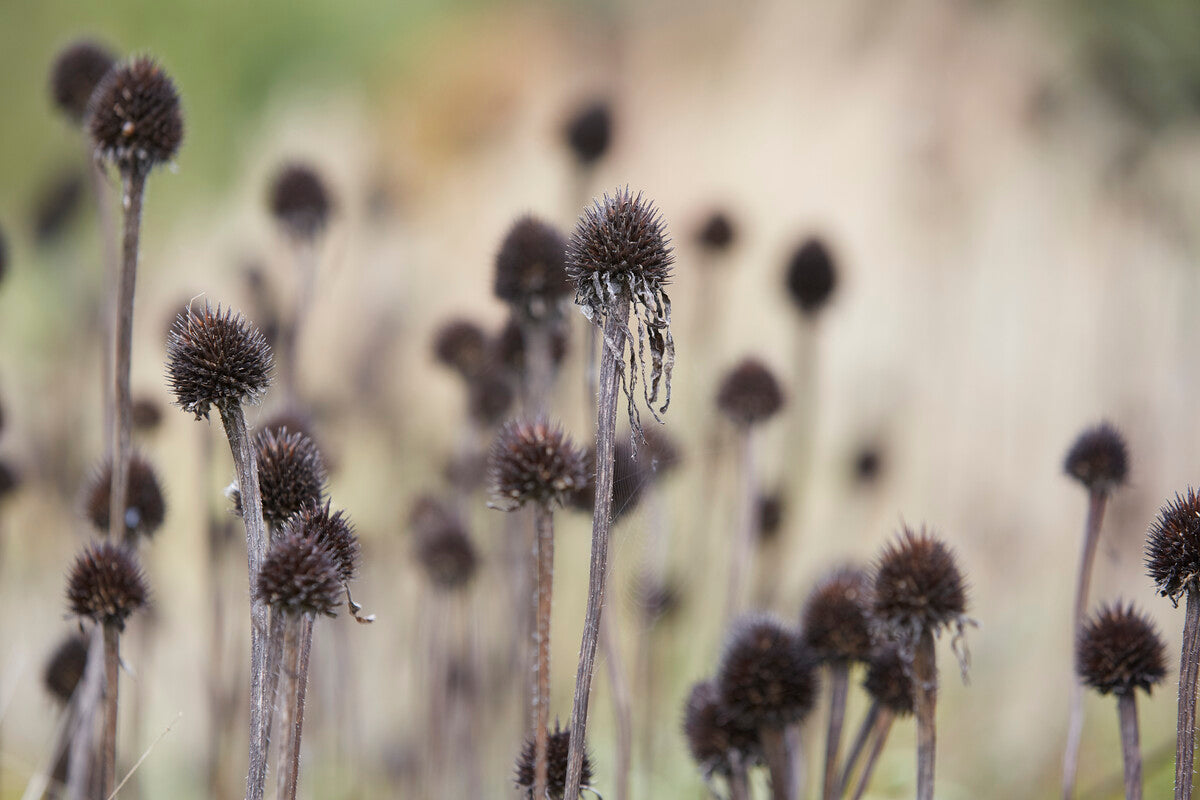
[633,573,682,624]
[43,633,89,705]
[716,358,784,427]
[49,39,115,123]
[488,417,588,511]
[468,369,516,428]
[1147,488,1200,603]
[1077,601,1167,696]
[32,168,85,244]
[696,210,736,253]
[494,215,571,318]
[683,678,761,777]
[757,491,785,543]
[785,237,837,316]
[863,645,915,715]
[65,540,148,630]
[268,162,332,239]
[515,721,594,798]
[716,614,819,730]
[873,527,967,639]
[256,532,343,617]
[853,444,882,485]
[131,396,163,434]
[1064,421,1128,493]
[165,303,273,420]
[83,453,165,540]
[234,427,326,528]
[433,319,488,378]
[563,100,612,166]
[802,567,874,664]
[414,515,478,591]
[408,493,456,536]
[88,57,183,175]
[282,501,359,584]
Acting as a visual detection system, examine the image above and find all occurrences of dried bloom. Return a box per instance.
[785,237,837,316]
[268,162,332,239]
[408,493,457,535]
[43,633,89,705]
[716,614,819,730]
[433,319,488,378]
[414,515,478,591]
[515,721,594,798]
[802,567,874,664]
[256,532,343,617]
[696,210,736,252]
[494,215,571,319]
[130,396,163,434]
[873,527,968,640]
[863,645,915,715]
[234,427,326,528]
[488,418,588,511]
[683,678,761,778]
[32,168,85,244]
[1077,602,1167,696]
[50,39,115,122]
[716,358,784,427]
[165,303,273,419]
[1064,421,1128,493]
[66,540,148,629]
[281,501,359,584]
[1147,488,1200,603]
[563,100,612,166]
[853,444,882,485]
[88,57,183,175]
[83,453,166,540]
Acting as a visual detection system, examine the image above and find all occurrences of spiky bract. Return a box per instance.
[802,567,874,664]
[863,645,915,715]
[165,303,273,419]
[563,100,611,166]
[488,418,588,511]
[433,319,488,378]
[237,427,326,528]
[66,540,148,630]
[1064,421,1128,493]
[256,532,343,617]
[1077,602,1167,696]
[83,452,165,540]
[281,501,359,584]
[43,634,89,705]
[683,678,761,778]
[872,527,968,640]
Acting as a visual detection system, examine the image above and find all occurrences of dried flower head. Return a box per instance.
[408,493,457,534]
[83,453,165,540]
[785,237,837,316]
[88,56,183,175]
[696,210,736,252]
[50,39,116,123]
[1077,601,1167,696]
[863,645,915,715]
[433,319,488,378]
[515,721,594,798]
[414,514,478,591]
[488,418,588,511]
[1147,488,1200,603]
[802,567,874,664]
[65,540,148,629]
[716,358,785,427]
[757,491,785,543]
[872,527,968,640]
[131,395,163,434]
[563,100,612,166]
[1064,421,1128,493]
[467,369,516,428]
[683,678,761,778]
[234,427,326,528]
[281,501,359,584]
[268,162,332,239]
[716,614,819,730]
[43,633,89,705]
[854,444,882,486]
[165,303,273,419]
[494,216,571,319]
[256,532,343,617]
[32,168,85,244]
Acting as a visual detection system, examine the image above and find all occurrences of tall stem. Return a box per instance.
[724,429,756,624]
[275,616,302,800]
[86,155,119,444]
[533,505,555,800]
[65,627,104,800]
[1118,692,1143,800]
[849,709,895,800]
[822,663,849,800]
[522,319,554,416]
[913,628,938,800]
[563,299,630,799]
[760,725,794,800]
[601,609,633,800]
[1176,588,1200,800]
[100,625,120,800]
[836,700,881,797]
[287,616,315,800]
[261,609,285,762]
[727,752,750,800]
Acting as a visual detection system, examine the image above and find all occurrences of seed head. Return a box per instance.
[83,453,165,541]
[563,100,612,166]
[716,358,784,427]
[50,39,116,123]
[863,645,915,715]
[633,573,682,624]
[488,418,588,511]
[785,237,837,316]
[1147,488,1200,603]
[494,215,571,318]
[757,491,785,543]
[269,162,332,239]
[256,532,343,617]
[43,634,89,705]
[433,319,488,378]
[1064,421,1128,493]
[716,614,819,730]
[165,303,273,419]
[33,168,85,244]
[683,678,761,778]
[281,501,359,584]
[872,527,968,639]
[515,721,593,798]
[1077,601,1167,696]
[65,540,148,630]
[414,514,478,591]
[88,56,183,175]
[567,188,673,304]
[802,567,874,664]
[696,210,736,252]
[235,427,326,528]
[131,396,163,434]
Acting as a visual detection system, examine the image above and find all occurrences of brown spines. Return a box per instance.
[1064,421,1128,493]
[255,532,343,617]
[1077,602,1167,696]
[872,527,967,639]
[682,678,760,778]
[716,614,819,730]
[488,418,588,511]
[494,215,571,318]
[50,39,115,123]
[268,162,332,239]
[1145,488,1200,604]
[165,303,273,419]
[802,567,874,665]
[716,358,784,427]
[515,721,594,798]
[65,540,148,630]
[88,56,183,175]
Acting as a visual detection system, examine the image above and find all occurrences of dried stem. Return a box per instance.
[822,663,849,800]
[601,608,633,800]
[849,708,895,800]
[66,627,104,800]
[1176,588,1200,800]
[727,751,750,800]
[913,628,938,800]
[760,725,794,800]
[521,319,555,416]
[835,701,881,798]
[533,505,555,800]
[1118,692,1143,800]
[280,240,317,404]
[563,298,630,799]
[99,625,120,800]
[261,610,285,760]
[274,615,302,800]
[287,615,315,800]
[724,429,757,624]
[85,154,119,443]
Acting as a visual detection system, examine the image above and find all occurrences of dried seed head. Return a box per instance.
[493,316,569,377]
[716,614,819,730]
[50,39,116,123]
[88,57,183,175]
[165,303,273,419]
[268,162,332,239]
[785,238,837,316]
[281,501,359,584]
[862,645,915,715]
[256,532,343,617]
[488,418,588,511]
[683,678,761,778]
[444,451,487,493]
[83,453,165,541]
[467,369,516,428]
[853,444,882,486]
[433,319,488,378]
[563,100,612,166]
[757,491,785,543]
[802,567,874,664]
[235,427,326,528]
[408,493,457,535]
[696,210,736,253]
[32,168,85,244]
[1064,421,1128,493]
[1147,488,1200,603]
[131,395,163,434]
[716,358,784,427]
[872,527,968,639]
[414,514,478,591]
[494,216,571,318]
[515,721,594,798]
[1077,601,1167,696]
[65,540,148,629]
[44,634,89,705]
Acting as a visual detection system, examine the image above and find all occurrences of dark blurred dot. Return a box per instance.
[32,168,85,245]
[854,445,882,486]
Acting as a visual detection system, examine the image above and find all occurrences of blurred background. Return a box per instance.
[3,0,1200,797]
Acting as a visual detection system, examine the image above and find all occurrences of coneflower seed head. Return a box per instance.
[716,614,819,730]
[281,501,359,584]
[88,56,183,175]
[863,645,915,715]
[802,566,874,664]
[1146,488,1200,603]
[515,721,593,798]
[716,358,784,427]
[872,527,967,639]
[236,427,326,528]
[1063,421,1128,492]
[488,417,588,511]
[256,532,343,617]
[165,303,273,419]
[683,678,761,778]
[50,40,115,123]
[1077,601,1167,696]
[65,540,148,629]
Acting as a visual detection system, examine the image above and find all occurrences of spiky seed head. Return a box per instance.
[802,567,874,664]
[33,168,85,244]
[414,516,478,591]
[1146,488,1200,603]
[235,428,326,528]
[256,532,342,617]
[494,216,571,318]
[130,396,163,434]
[268,162,332,239]
[65,540,148,630]
[515,721,594,798]
[432,319,488,378]
[696,211,736,252]
[50,40,116,123]
[1064,421,1128,493]
[493,316,569,378]
[872,527,968,639]
[165,303,273,419]
[83,453,166,541]
[716,358,785,427]
[567,188,674,298]
[1077,601,1167,696]
[281,501,359,584]
[716,614,819,730]
[88,57,183,175]
[757,491,785,543]
[863,645,915,715]
[467,369,515,428]
[43,634,89,705]
[563,100,612,166]
[785,237,837,316]
[408,493,457,535]
[488,418,588,511]
[683,678,761,778]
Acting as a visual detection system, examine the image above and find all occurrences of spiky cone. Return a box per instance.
[82,452,166,544]
[516,721,594,799]
[683,678,760,800]
[837,644,915,800]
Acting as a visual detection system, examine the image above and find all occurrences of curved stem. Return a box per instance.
[836,701,881,798]
[760,725,794,800]
[533,505,555,800]
[1176,588,1200,800]
[601,608,633,800]
[849,709,895,800]
[1118,692,1143,800]
[913,629,938,800]
[822,663,849,800]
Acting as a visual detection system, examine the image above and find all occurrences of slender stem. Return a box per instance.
[724,429,756,624]
[533,505,555,800]
[913,628,938,800]
[822,663,849,800]
[1118,692,1143,800]
[281,240,317,404]
[288,616,315,800]
[563,299,630,799]
[66,627,104,800]
[521,319,554,416]
[760,725,794,800]
[100,625,120,800]
[275,616,302,800]
[836,700,881,798]
[261,609,285,761]
[601,608,633,800]
[86,155,119,444]
[727,751,750,800]
[1176,588,1200,800]
[849,709,895,800]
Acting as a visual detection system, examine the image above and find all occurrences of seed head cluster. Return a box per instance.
[494,216,571,319]
[166,303,273,419]
[872,527,967,639]
[237,427,326,528]
[88,57,183,175]
[256,532,343,617]
[716,614,819,730]
[863,645,916,715]
[1145,488,1200,604]
[802,567,874,664]
[413,512,478,591]
[683,679,760,778]
[488,418,587,511]
[66,540,148,630]
[83,453,165,541]
[269,162,332,239]
[716,358,785,427]
[1076,602,1167,696]
[50,39,116,123]
[433,319,488,378]
[282,501,359,584]
[696,210,736,252]
[515,721,593,799]
[1064,421,1128,492]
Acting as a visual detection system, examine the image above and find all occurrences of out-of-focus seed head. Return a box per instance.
[66,540,148,630]
[83,453,165,541]
[32,168,85,244]
[281,501,359,584]
[757,491,785,543]
[488,417,588,511]
[515,721,594,798]
[50,39,116,123]
[88,57,183,175]
[131,395,163,434]
[716,614,819,730]
[165,303,273,420]
[268,162,332,239]
[853,444,883,486]
[802,566,874,664]
[785,237,837,316]
[43,633,89,705]
[872,527,968,639]
[716,358,784,427]
[408,493,457,535]
[494,216,571,319]
[696,210,736,253]
[256,532,342,617]
[1077,601,1167,696]
[235,427,326,528]
[1146,488,1200,604]
[563,100,612,166]
[467,369,515,428]
[863,645,915,715]
[633,573,683,625]
[433,319,488,378]
[414,514,478,592]
[683,678,761,778]
[1064,421,1128,493]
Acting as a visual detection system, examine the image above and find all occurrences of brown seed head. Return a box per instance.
[696,210,736,252]
[1063,421,1128,493]
[131,395,163,434]
[494,215,571,318]
[862,645,915,715]
[716,358,784,427]
[66,540,148,629]
[33,168,85,244]
[756,491,785,543]
[433,319,488,378]
[515,721,594,798]
[166,303,273,419]
[488,418,588,511]
[88,57,183,175]
[50,39,116,123]
[683,678,761,778]
[563,100,612,166]
[1077,601,1167,696]
[567,188,674,300]
[716,614,819,730]
[83,452,165,541]
[1146,488,1200,604]
[467,369,516,428]
[802,567,874,664]
[281,501,359,584]
[414,514,478,591]
[268,162,332,239]
[785,237,837,316]
[256,532,342,617]
[235,427,326,528]
[872,527,968,639]
[43,634,89,705]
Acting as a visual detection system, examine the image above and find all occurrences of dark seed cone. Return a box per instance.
[50,39,116,123]
[716,614,819,730]
[494,215,571,318]
[255,531,343,617]
[268,162,332,239]
[696,210,736,253]
[88,56,183,174]
[785,237,837,316]
[165,303,273,419]
[281,501,359,584]
[716,358,785,427]
[408,493,457,536]
[433,318,488,378]
[43,633,89,705]
[493,317,569,377]
[130,396,163,434]
[683,678,761,777]
[233,427,326,528]
[1146,488,1200,603]
[756,491,785,543]
[83,452,166,541]
[567,187,674,292]
[467,369,516,428]
[1064,421,1128,493]
[488,417,588,511]
[872,526,968,639]
[563,100,612,166]
[1077,601,1167,696]
[32,168,85,244]
[65,540,149,630]
[515,721,594,798]
[802,566,874,664]
[853,444,882,486]
[413,514,478,591]
[863,645,916,716]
